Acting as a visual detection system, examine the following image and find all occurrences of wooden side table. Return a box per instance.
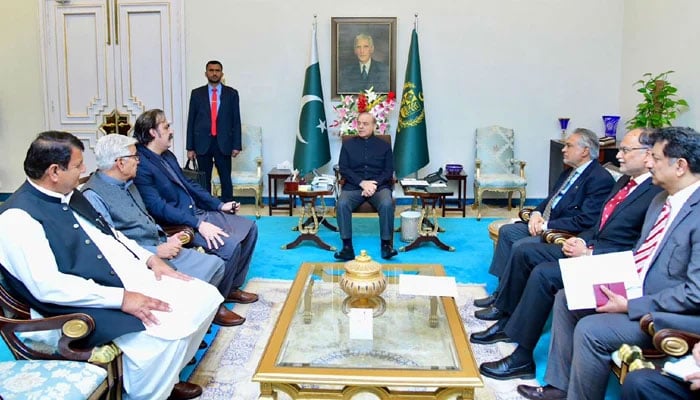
[442,171,468,217]
[267,168,295,216]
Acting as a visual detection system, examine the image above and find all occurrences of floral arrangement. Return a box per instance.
[330,87,396,136]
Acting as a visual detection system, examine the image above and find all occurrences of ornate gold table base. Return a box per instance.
[400,193,455,252]
[259,382,475,400]
[282,189,337,251]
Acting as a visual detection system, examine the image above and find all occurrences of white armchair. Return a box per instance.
[473,126,527,220]
[212,124,264,218]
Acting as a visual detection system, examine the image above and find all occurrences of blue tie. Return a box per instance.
[361,65,368,79]
[543,170,579,220]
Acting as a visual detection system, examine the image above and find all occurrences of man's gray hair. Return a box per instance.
[571,128,600,160]
[95,134,138,170]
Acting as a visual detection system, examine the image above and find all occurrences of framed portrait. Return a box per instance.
[331,17,397,99]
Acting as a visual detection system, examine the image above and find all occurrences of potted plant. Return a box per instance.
[626,70,689,129]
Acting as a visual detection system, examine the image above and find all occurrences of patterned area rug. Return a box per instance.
[189,279,537,399]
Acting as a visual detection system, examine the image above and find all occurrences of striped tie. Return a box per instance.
[542,170,578,220]
[634,201,671,278]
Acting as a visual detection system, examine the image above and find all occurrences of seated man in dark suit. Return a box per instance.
[82,133,245,326]
[473,128,662,380]
[518,127,700,400]
[338,33,390,93]
[622,342,700,399]
[335,112,396,261]
[474,128,615,307]
[132,109,259,316]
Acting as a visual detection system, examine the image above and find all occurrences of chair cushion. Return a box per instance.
[0,360,106,399]
[231,172,262,185]
[476,174,527,188]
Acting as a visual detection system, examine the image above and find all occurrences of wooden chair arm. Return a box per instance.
[0,282,30,319]
[0,313,96,361]
[519,207,536,222]
[161,225,195,245]
[640,313,655,336]
[475,159,481,179]
[541,229,577,245]
[653,328,700,357]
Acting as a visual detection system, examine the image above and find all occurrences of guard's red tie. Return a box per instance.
[599,179,637,230]
[211,87,218,136]
[633,201,671,279]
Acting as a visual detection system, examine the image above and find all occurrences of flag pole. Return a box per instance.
[414,13,418,32]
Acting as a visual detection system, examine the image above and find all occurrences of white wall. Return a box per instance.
[10,0,698,201]
[620,0,700,129]
[182,0,624,199]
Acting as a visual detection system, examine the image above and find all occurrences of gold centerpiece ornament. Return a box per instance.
[339,250,387,316]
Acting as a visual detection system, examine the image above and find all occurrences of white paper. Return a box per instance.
[663,354,700,379]
[559,251,642,310]
[398,274,458,298]
[348,308,373,340]
[400,178,429,186]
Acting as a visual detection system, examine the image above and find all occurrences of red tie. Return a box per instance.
[634,201,671,279]
[599,179,637,230]
[211,87,218,136]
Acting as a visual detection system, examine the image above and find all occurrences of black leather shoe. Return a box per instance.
[334,246,355,261]
[470,320,512,344]
[381,245,398,260]
[480,354,535,380]
[516,384,567,400]
[475,305,506,321]
[473,291,498,308]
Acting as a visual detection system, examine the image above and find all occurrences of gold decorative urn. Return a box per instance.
[339,250,387,314]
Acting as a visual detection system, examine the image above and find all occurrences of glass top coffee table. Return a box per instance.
[253,262,482,399]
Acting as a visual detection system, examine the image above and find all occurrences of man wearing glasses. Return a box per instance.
[82,134,245,327]
[473,128,662,381]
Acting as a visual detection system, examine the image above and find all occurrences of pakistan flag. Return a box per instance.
[394,28,429,179]
[294,24,330,176]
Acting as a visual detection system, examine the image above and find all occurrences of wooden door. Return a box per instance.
[40,0,185,171]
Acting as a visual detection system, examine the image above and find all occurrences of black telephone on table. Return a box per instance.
[422,167,447,184]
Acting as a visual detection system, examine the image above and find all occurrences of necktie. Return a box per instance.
[542,170,578,220]
[634,201,671,279]
[211,87,218,136]
[599,179,637,230]
[361,65,368,79]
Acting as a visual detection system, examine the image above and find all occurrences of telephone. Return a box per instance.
[422,167,447,184]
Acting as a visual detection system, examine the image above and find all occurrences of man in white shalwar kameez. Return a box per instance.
[0,131,222,400]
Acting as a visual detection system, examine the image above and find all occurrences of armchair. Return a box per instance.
[212,124,263,218]
[0,267,123,399]
[612,313,700,384]
[473,126,527,220]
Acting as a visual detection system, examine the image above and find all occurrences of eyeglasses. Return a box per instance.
[117,154,140,161]
[618,146,649,154]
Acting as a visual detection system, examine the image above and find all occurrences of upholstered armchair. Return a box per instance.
[473,126,527,220]
[212,124,264,218]
[0,267,123,399]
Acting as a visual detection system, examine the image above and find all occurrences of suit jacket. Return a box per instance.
[627,186,700,320]
[535,161,615,233]
[579,176,662,254]
[186,84,242,155]
[134,144,221,228]
[339,59,390,93]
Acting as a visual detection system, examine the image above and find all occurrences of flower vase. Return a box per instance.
[558,117,570,140]
[602,115,621,138]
